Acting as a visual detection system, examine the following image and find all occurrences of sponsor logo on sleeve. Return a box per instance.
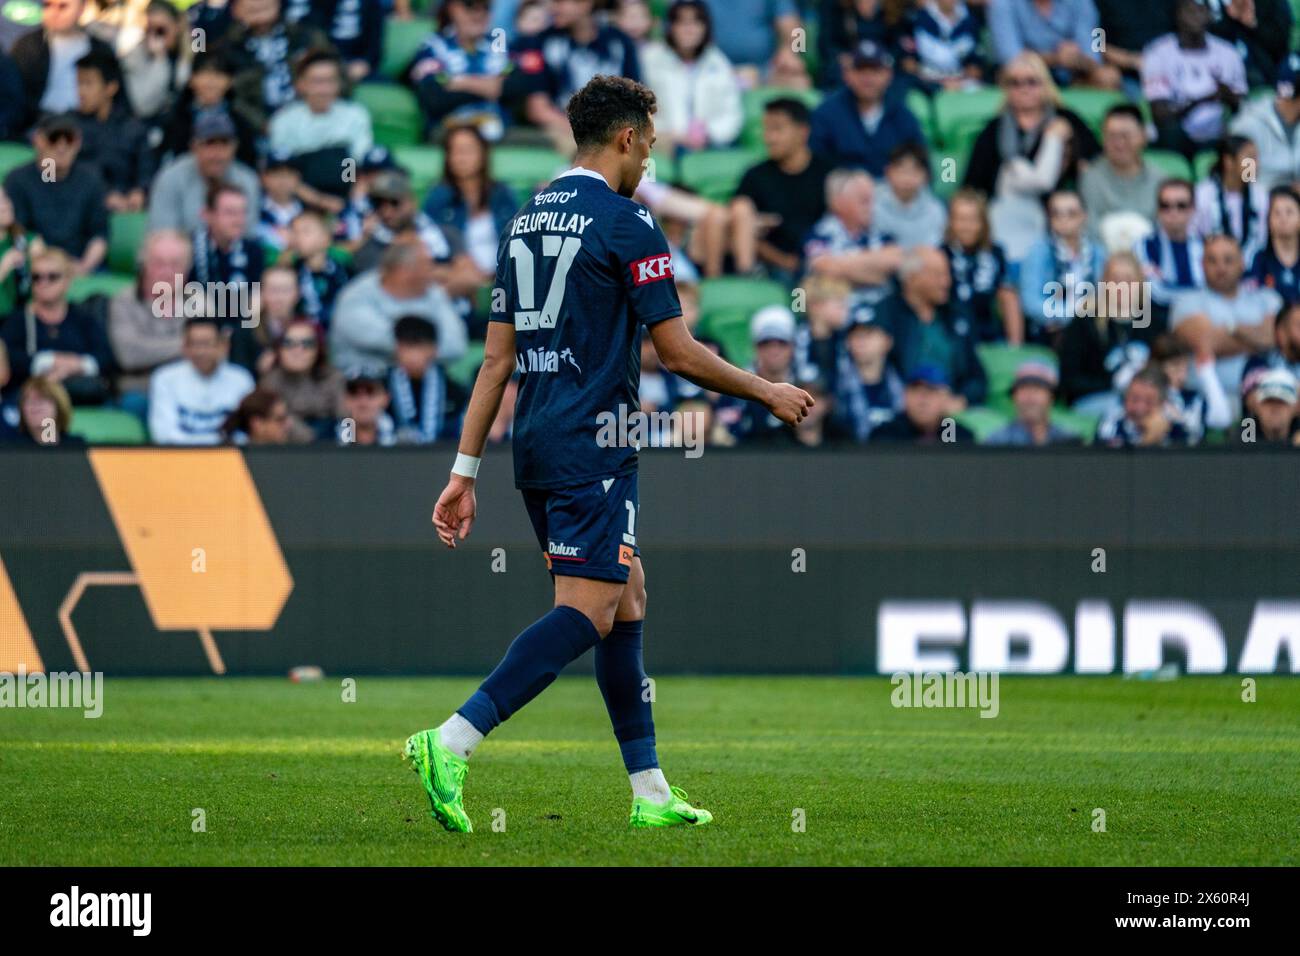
[629,254,673,287]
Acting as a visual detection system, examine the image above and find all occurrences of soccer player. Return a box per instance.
[405,75,813,831]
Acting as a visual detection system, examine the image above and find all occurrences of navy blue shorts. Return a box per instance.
[521,472,640,582]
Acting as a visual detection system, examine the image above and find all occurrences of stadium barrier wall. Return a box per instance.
[0,446,1297,676]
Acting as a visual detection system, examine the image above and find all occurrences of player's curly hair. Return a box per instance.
[567,75,657,153]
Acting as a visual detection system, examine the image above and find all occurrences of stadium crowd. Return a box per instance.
[2,0,1300,449]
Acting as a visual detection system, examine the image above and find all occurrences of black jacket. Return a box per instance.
[10,29,118,129]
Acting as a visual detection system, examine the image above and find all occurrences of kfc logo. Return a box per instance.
[630,254,673,286]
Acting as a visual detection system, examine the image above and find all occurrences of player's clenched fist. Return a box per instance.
[432,476,477,548]
[762,381,816,426]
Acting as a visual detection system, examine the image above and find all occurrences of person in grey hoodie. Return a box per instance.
[871,142,947,249]
[1230,53,1300,193]
[329,238,468,374]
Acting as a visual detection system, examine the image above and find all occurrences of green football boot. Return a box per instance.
[403,728,472,833]
[629,785,713,828]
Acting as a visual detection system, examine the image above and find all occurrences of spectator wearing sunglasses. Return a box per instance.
[258,317,344,442]
[119,0,193,122]
[1135,178,1205,314]
[0,246,114,405]
[3,113,108,275]
[963,53,1100,261]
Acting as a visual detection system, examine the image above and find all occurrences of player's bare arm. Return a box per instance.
[432,321,516,549]
[649,314,815,425]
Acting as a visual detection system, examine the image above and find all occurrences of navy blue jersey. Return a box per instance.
[492,168,682,489]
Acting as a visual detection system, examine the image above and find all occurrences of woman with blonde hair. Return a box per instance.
[2,375,83,445]
[963,52,1100,261]
[943,187,1024,344]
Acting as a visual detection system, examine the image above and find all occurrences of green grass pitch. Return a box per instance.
[1,676,1296,866]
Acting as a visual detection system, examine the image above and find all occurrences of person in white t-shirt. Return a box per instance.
[148,316,254,445]
[1171,234,1281,398]
[1142,0,1247,157]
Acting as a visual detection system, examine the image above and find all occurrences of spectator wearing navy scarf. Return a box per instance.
[1246,185,1300,304]
[943,188,1024,344]
[1018,188,1107,347]
[831,305,903,442]
[1135,178,1205,313]
[1192,135,1266,251]
[388,316,466,444]
[192,182,266,289]
[286,210,350,329]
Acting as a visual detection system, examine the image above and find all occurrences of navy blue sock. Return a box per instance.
[458,605,601,735]
[594,619,658,773]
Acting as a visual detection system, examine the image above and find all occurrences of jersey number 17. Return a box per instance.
[508,235,582,331]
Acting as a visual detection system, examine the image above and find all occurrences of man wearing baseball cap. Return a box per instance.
[714,306,802,443]
[870,364,975,443]
[1236,366,1300,445]
[2,113,108,274]
[985,360,1081,446]
[833,305,904,442]
[808,39,924,178]
[1230,50,1300,191]
[150,109,262,238]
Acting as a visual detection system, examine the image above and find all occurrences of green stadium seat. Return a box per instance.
[0,142,33,179]
[68,407,148,445]
[491,146,567,198]
[1145,149,1193,181]
[955,405,1011,443]
[679,147,764,202]
[976,342,1057,415]
[1193,149,1217,182]
[1059,88,1126,138]
[645,150,678,187]
[108,211,148,275]
[1049,407,1099,444]
[380,17,434,81]
[353,83,423,148]
[68,273,134,303]
[933,87,1003,151]
[696,310,755,367]
[392,144,445,196]
[905,88,936,144]
[698,275,788,320]
[447,341,485,388]
[931,145,967,202]
[740,87,823,149]
[696,277,790,368]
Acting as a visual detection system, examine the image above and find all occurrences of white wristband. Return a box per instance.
[451,453,481,479]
